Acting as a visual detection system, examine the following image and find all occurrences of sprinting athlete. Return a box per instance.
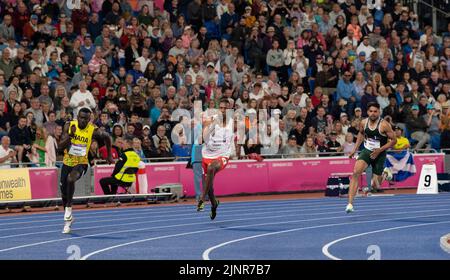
[197,99,234,220]
[346,102,396,213]
[59,108,113,233]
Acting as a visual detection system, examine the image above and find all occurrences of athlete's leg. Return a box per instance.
[193,162,203,201]
[60,165,72,208]
[365,165,373,192]
[201,160,221,208]
[65,169,82,208]
[371,153,387,192]
[371,174,383,190]
[60,165,84,234]
[348,160,368,206]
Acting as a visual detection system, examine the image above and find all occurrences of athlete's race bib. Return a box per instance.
[364,138,381,151]
[69,144,88,156]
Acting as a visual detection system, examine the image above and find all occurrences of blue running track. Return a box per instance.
[0,194,449,260]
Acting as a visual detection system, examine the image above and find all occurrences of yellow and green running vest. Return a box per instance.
[63,120,95,167]
[115,150,141,183]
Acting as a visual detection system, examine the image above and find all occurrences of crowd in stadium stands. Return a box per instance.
[0,0,449,168]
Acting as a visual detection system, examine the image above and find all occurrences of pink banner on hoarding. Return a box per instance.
[93,165,115,195]
[209,161,270,196]
[29,167,58,199]
[268,158,356,192]
[93,154,446,197]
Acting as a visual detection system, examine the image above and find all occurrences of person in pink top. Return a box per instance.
[88,47,107,74]
[347,15,362,42]
[181,26,194,50]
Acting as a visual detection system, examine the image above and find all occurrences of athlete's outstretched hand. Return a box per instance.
[348,151,356,159]
[370,148,381,159]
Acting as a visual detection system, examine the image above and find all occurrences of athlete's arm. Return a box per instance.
[58,122,75,153]
[349,119,365,158]
[202,116,215,143]
[93,128,114,164]
[379,121,397,152]
[370,120,397,159]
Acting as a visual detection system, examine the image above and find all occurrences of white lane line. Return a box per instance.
[0,197,448,234]
[322,221,450,260]
[201,214,450,260]
[2,205,447,254]
[0,199,347,226]
[2,200,448,240]
[1,194,442,227]
[0,193,445,223]
[82,212,450,260]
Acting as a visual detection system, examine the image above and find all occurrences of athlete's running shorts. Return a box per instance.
[357,148,387,175]
[202,157,229,175]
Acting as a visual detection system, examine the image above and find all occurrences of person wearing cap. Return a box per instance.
[392,126,410,151]
[100,136,141,195]
[205,62,218,83]
[160,73,174,98]
[353,52,366,72]
[23,14,39,41]
[356,35,376,61]
[327,131,342,156]
[280,134,300,158]
[405,104,430,150]
[243,5,256,28]
[336,71,358,112]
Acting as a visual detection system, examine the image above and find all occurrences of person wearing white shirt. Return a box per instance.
[69,80,96,118]
[249,83,265,101]
[366,0,384,11]
[135,47,151,73]
[283,40,297,68]
[292,48,309,79]
[356,36,376,60]
[5,38,18,59]
[342,30,358,48]
[45,38,64,62]
[216,0,228,20]
[0,136,17,169]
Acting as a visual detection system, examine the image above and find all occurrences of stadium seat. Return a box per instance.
[117,167,139,194]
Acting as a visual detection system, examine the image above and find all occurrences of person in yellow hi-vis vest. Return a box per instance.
[59,108,113,234]
[100,137,141,195]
